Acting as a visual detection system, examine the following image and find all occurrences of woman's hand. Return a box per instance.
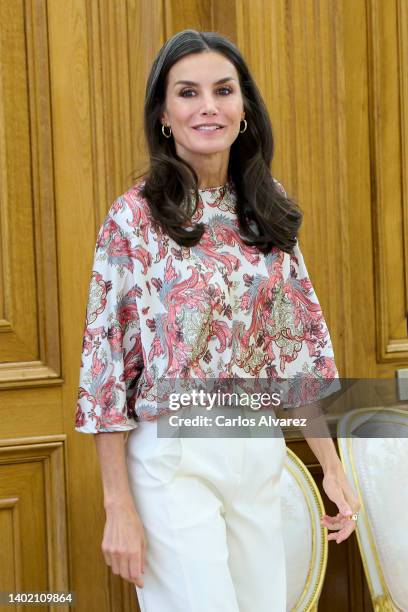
[102,500,147,587]
[320,462,361,544]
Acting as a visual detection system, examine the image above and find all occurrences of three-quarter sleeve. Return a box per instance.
[282,238,341,409]
[75,210,144,434]
[289,240,339,374]
[268,174,340,407]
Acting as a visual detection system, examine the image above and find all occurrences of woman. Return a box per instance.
[75,29,360,612]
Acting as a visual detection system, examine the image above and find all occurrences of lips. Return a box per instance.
[192,124,225,130]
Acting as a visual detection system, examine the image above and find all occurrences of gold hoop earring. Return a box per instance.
[162,124,172,138]
[239,119,247,133]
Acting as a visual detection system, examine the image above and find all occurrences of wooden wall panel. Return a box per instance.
[0,496,22,592]
[85,0,164,217]
[0,0,61,387]
[368,0,408,363]
[47,1,164,609]
[46,1,112,609]
[342,0,377,378]
[0,438,69,599]
[1,0,406,610]
[164,0,211,34]
[234,0,352,378]
[0,0,37,361]
[127,0,165,176]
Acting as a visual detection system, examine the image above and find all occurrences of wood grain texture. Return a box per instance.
[0,0,61,387]
[165,0,211,34]
[400,1,408,316]
[342,0,377,378]
[46,0,110,609]
[0,497,22,593]
[47,2,165,609]
[0,437,69,599]
[234,0,352,377]
[367,0,408,362]
[1,0,407,610]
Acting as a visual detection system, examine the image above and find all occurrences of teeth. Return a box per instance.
[195,125,222,130]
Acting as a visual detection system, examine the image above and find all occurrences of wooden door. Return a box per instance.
[1,1,406,610]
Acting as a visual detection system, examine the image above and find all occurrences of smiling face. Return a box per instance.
[160,50,245,185]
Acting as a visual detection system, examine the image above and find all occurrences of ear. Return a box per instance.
[161,111,168,125]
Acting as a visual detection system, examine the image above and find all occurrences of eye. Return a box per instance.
[179,87,233,97]
[218,87,233,95]
[180,89,195,97]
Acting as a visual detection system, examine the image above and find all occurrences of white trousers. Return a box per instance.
[126,418,287,612]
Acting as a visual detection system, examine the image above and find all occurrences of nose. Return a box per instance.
[199,91,218,115]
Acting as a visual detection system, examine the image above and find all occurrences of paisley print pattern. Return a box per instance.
[75,178,339,433]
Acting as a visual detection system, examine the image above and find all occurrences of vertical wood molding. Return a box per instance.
[86,0,132,210]
[51,3,165,609]
[164,0,211,33]
[86,0,165,230]
[127,0,165,179]
[397,0,408,319]
[233,0,352,375]
[25,0,61,377]
[0,437,69,596]
[46,0,110,609]
[367,0,408,362]
[0,0,61,388]
[0,497,22,592]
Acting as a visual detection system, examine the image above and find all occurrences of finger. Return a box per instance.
[103,551,111,567]
[142,539,147,574]
[110,553,121,575]
[323,511,347,521]
[321,513,349,524]
[322,509,354,525]
[327,524,352,539]
[129,554,144,587]
[337,529,355,543]
[332,528,354,544]
[102,541,112,567]
[321,513,342,523]
[120,554,131,582]
[323,488,351,518]
[328,522,355,543]
[322,522,341,531]
[321,517,347,530]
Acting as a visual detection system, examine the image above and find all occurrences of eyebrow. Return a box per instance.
[173,77,236,87]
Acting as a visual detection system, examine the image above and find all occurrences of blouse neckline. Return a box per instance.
[197,179,234,195]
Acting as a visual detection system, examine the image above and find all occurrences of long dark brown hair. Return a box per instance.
[131,29,302,254]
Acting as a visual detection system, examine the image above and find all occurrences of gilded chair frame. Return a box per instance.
[337,407,408,612]
[283,447,328,611]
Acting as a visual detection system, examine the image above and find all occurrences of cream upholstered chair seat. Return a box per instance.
[280,446,327,611]
[337,407,408,612]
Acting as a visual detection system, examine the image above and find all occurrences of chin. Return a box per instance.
[188,141,232,154]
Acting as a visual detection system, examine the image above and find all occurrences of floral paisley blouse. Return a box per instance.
[75,178,339,434]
